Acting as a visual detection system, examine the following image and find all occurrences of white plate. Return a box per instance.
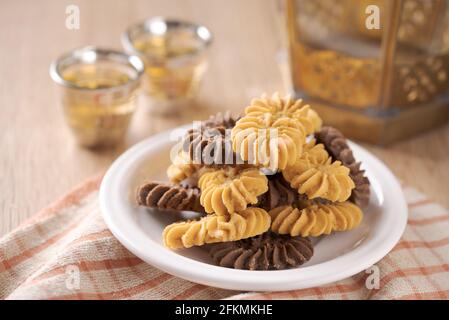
[100,126,408,292]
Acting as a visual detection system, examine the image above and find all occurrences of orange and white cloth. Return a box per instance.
[1,175,449,300]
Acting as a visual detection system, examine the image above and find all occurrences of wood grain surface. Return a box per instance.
[0,0,448,236]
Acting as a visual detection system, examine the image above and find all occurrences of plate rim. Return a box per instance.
[100,126,408,292]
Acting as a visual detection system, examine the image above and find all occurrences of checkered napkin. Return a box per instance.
[1,175,448,300]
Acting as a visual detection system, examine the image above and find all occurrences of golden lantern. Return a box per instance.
[286,0,449,144]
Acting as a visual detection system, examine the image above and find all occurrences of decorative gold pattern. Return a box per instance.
[394,57,449,104]
[292,42,381,109]
[289,0,449,111]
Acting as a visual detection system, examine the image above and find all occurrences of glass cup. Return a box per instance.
[50,47,144,148]
[121,17,212,113]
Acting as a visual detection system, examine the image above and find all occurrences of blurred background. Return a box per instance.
[0,0,448,236]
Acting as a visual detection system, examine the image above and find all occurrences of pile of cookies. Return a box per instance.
[136,93,370,270]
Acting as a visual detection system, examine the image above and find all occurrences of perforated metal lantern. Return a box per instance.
[286,0,449,144]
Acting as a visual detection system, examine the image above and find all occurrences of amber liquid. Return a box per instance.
[61,64,137,147]
[133,32,207,101]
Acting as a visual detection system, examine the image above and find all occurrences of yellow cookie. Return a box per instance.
[198,167,268,215]
[167,152,204,184]
[231,93,323,171]
[283,142,355,202]
[269,202,363,237]
[163,207,271,249]
[244,92,322,134]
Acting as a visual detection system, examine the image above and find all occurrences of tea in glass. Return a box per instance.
[122,18,212,111]
[50,47,144,147]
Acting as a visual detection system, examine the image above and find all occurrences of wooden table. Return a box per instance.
[1,0,448,237]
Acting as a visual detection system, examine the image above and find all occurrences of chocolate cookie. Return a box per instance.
[182,111,241,166]
[209,232,313,270]
[317,126,370,207]
[136,182,203,212]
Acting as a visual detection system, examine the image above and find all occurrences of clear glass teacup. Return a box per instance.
[50,46,144,148]
[122,17,212,113]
